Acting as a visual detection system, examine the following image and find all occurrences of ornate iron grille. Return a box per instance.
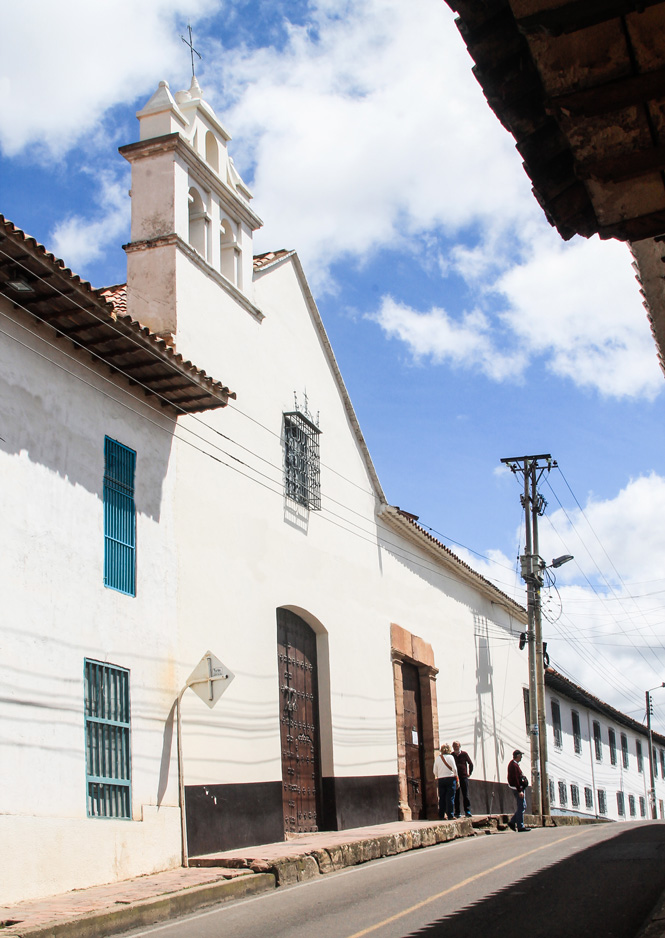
[283,411,321,510]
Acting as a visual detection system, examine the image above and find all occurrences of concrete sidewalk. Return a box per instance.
[0,814,614,938]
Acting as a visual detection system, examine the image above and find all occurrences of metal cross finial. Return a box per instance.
[181,24,202,78]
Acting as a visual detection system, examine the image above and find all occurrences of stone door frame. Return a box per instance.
[391,623,439,821]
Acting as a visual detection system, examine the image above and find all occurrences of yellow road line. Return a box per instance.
[345,830,585,938]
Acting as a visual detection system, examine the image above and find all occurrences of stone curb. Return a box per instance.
[2,873,276,938]
[191,819,476,886]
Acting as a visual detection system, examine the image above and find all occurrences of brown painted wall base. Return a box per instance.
[322,775,400,831]
[467,779,533,817]
[185,782,284,856]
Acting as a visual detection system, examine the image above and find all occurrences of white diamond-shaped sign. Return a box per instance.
[186,651,234,709]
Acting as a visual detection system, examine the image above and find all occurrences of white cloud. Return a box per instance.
[50,170,130,269]
[0,0,216,157]
[370,296,526,380]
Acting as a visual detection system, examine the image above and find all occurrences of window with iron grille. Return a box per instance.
[593,720,602,762]
[661,750,665,778]
[636,739,644,773]
[640,796,646,818]
[571,783,580,808]
[571,710,582,754]
[617,791,625,817]
[103,437,136,596]
[660,799,664,819]
[551,700,562,749]
[84,659,131,818]
[598,789,607,814]
[558,780,567,806]
[549,778,555,805]
[629,794,636,817]
[283,411,321,510]
[523,687,530,733]
[609,728,617,765]
[654,748,658,778]
[621,733,629,769]
[584,786,593,809]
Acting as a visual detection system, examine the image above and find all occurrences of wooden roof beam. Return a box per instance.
[515,0,663,37]
[577,142,665,183]
[550,66,665,117]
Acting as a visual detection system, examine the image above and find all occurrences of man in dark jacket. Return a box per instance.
[452,741,474,817]
[507,749,530,831]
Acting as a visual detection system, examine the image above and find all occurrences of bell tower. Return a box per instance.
[120,77,263,340]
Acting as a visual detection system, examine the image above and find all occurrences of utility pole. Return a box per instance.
[646,683,665,819]
[501,453,557,821]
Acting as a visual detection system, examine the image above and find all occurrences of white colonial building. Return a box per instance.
[545,669,665,822]
[1,75,534,905]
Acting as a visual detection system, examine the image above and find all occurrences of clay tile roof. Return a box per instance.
[0,215,234,413]
[253,250,293,271]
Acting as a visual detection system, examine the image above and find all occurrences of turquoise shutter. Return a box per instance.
[103,437,136,595]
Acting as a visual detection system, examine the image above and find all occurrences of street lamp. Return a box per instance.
[646,683,665,819]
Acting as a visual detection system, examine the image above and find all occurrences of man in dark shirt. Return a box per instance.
[452,740,474,818]
[507,749,530,831]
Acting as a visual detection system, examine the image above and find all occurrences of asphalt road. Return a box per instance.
[123,822,665,938]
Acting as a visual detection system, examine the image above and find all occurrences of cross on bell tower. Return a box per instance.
[181,24,202,78]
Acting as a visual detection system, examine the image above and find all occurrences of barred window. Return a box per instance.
[552,700,562,749]
[621,733,629,769]
[571,783,580,808]
[84,659,131,818]
[609,728,617,765]
[660,799,664,819]
[640,796,646,818]
[636,740,643,773]
[654,748,658,778]
[584,786,593,809]
[283,411,321,510]
[629,794,636,817]
[617,791,625,817]
[660,750,665,778]
[549,777,555,805]
[598,789,607,815]
[558,780,568,806]
[593,720,602,762]
[571,710,582,755]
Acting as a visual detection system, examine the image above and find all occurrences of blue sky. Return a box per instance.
[3,0,665,728]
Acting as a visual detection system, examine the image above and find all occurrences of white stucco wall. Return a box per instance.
[545,683,665,821]
[0,305,182,903]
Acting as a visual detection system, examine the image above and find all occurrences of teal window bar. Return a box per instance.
[104,437,136,596]
[84,659,131,819]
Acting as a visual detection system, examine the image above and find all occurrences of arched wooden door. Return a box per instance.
[277,609,322,834]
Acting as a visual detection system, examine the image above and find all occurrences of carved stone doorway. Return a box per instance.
[391,623,439,821]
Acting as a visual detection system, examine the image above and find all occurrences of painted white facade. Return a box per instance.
[1,77,532,904]
[545,671,665,822]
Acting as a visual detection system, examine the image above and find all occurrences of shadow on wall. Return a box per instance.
[0,369,176,522]
[387,824,665,938]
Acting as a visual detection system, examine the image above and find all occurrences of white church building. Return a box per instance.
[0,76,535,904]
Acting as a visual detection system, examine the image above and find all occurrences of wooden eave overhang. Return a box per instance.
[446,0,665,242]
[380,505,528,620]
[0,215,234,413]
[546,668,665,744]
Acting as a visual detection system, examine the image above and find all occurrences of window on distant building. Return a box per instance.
[661,750,665,778]
[598,789,607,815]
[571,783,580,808]
[558,780,568,806]
[552,700,562,749]
[84,659,131,819]
[640,796,646,818]
[571,710,582,754]
[584,786,593,809]
[593,720,602,762]
[103,437,136,596]
[636,740,644,773]
[617,791,625,817]
[621,733,629,769]
[629,794,636,817]
[609,728,617,765]
[523,687,530,733]
[653,748,658,778]
[549,778,555,805]
[283,408,321,510]
[660,800,664,819]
